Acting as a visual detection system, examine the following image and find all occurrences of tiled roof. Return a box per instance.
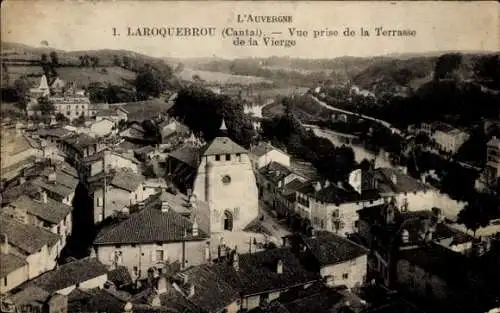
[212,247,320,296]
[94,205,208,245]
[361,300,427,313]
[38,127,71,138]
[282,287,351,313]
[0,214,60,255]
[180,264,240,312]
[8,286,51,307]
[298,181,381,205]
[259,162,293,184]
[9,195,72,224]
[374,168,430,194]
[1,181,40,206]
[109,169,144,192]
[303,231,369,266]
[40,167,79,189]
[250,301,291,313]
[68,288,127,313]
[434,223,474,245]
[107,266,133,287]
[32,176,74,198]
[168,144,201,168]
[61,134,98,153]
[26,258,108,293]
[202,136,247,156]
[282,179,306,196]
[0,253,27,278]
[251,142,287,157]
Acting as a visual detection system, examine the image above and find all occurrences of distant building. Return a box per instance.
[82,149,140,181]
[250,142,290,170]
[58,133,105,169]
[89,118,116,137]
[427,122,469,155]
[485,136,500,185]
[27,76,91,121]
[31,166,79,206]
[192,120,259,233]
[93,201,210,280]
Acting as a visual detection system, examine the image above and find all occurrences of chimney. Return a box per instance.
[314,181,322,192]
[192,218,199,237]
[276,259,283,274]
[187,284,195,298]
[156,276,168,295]
[41,191,48,204]
[391,173,397,185]
[232,247,239,272]
[122,302,133,313]
[48,171,57,184]
[0,234,8,254]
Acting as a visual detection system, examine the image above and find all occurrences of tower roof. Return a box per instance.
[39,75,49,90]
[203,137,247,156]
[220,118,227,131]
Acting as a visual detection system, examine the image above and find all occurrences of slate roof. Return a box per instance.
[31,177,74,199]
[40,167,79,189]
[251,142,287,157]
[168,144,201,168]
[38,127,71,139]
[282,179,306,196]
[250,301,291,313]
[8,286,51,307]
[1,181,40,205]
[0,253,28,278]
[202,136,247,156]
[68,288,127,313]
[109,169,144,192]
[61,134,98,153]
[107,266,133,287]
[297,181,381,205]
[303,231,369,266]
[259,162,294,184]
[26,258,108,293]
[0,214,60,255]
[94,205,208,245]
[374,168,430,195]
[180,264,240,313]
[9,195,72,224]
[283,287,351,313]
[212,247,320,296]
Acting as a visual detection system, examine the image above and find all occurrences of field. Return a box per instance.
[3,65,136,88]
[177,68,273,85]
[118,98,173,121]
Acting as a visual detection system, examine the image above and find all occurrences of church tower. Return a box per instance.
[192,119,259,233]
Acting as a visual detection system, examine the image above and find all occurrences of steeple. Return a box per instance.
[39,75,49,91]
[220,118,227,131]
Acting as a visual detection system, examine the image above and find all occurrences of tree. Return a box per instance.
[135,64,164,100]
[13,77,30,110]
[122,56,130,69]
[35,97,55,116]
[90,56,99,68]
[113,55,122,67]
[55,113,69,123]
[49,51,59,67]
[142,163,156,178]
[73,115,85,127]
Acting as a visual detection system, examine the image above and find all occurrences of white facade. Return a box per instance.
[89,119,115,137]
[254,149,290,170]
[193,146,259,233]
[321,255,368,289]
[55,274,108,296]
[432,129,469,155]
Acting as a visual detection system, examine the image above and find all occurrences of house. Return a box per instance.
[82,149,140,181]
[0,214,60,281]
[6,193,72,248]
[120,122,146,142]
[158,118,190,144]
[250,142,290,170]
[1,237,29,294]
[89,118,116,137]
[92,201,210,280]
[485,136,500,187]
[295,177,382,236]
[1,128,42,181]
[14,258,108,296]
[95,107,128,123]
[256,162,308,217]
[6,287,68,313]
[165,143,202,193]
[210,246,320,311]
[58,133,105,168]
[31,166,79,205]
[92,169,152,223]
[370,167,461,218]
[428,122,469,155]
[291,231,369,289]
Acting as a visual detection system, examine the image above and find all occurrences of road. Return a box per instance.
[258,200,292,240]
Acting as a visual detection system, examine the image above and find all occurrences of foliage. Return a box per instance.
[170,86,257,148]
[72,115,86,127]
[142,163,156,179]
[55,113,69,123]
[13,77,30,109]
[261,101,356,182]
[87,82,135,104]
[457,193,500,234]
[141,119,161,144]
[35,97,55,116]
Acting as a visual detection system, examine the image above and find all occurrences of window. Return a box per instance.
[57,225,61,235]
[342,273,349,279]
[3,277,7,286]
[131,244,136,248]
[114,245,122,248]
[156,250,164,261]
[225,154,231,161]
[236,153,241,161]
[222,175,231,185]
[215,155,221,161]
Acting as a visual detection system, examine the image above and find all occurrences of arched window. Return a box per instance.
[223,210,233,231]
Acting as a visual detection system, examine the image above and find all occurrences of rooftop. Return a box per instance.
[7,286,51,307]
[297,181,381,205]
[61,133,98,152]
[37,127,72,139]
[373,168,430,195]
[68,288,127,313]
[0,214,60,255]
[25,258,108,293]
[109,169,144,192]
[107,266,133,287]
[168,143,201,168]
[94,204,208,245]
[0,253,28,278]
[9,195,72,224]
[202,136,248,156]
[211,247,320,296]
[303,231,369,266]
[251,142,288,157]
[259,161,294,184]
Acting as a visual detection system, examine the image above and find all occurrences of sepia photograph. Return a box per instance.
[0,1,499,313]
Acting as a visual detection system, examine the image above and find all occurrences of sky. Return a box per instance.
[2,1,498,59]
